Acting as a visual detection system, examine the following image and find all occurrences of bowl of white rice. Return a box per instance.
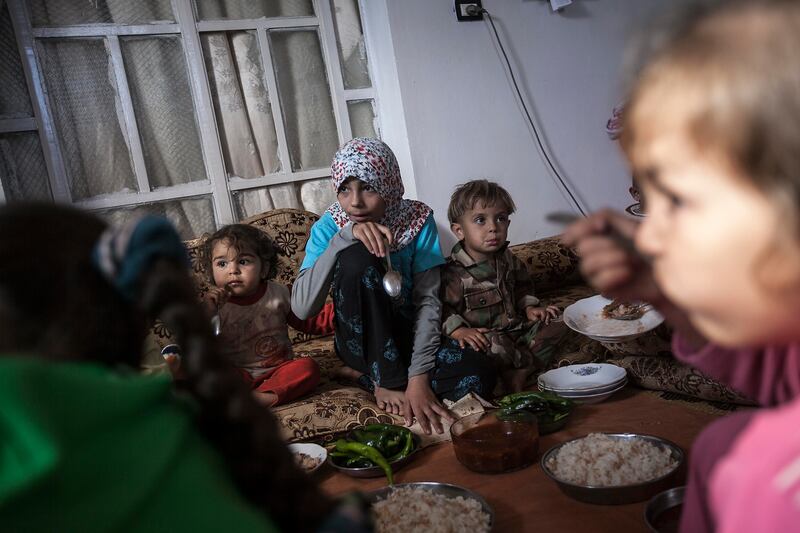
[368,482,493,532]
[541,433,684,505]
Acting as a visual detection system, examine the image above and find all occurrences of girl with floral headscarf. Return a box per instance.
[292,138,496,434]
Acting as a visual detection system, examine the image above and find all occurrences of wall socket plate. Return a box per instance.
[455,0,483,21]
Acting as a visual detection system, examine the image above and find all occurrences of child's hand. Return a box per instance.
[560,209,663,305]
[526,305,560,324]
[450,327,490,352]
[202,285,231,315]
[561,209,707,350]
[352,222,393,257]
[405,374,455,435]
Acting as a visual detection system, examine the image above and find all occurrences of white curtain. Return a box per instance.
[202,28,336,218]
[31,0,338,239]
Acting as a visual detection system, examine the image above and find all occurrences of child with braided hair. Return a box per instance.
[0,203,368,532]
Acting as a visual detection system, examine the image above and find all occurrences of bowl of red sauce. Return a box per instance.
[450,409,539,474]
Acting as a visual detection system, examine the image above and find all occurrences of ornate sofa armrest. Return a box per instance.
[509,235,582,293]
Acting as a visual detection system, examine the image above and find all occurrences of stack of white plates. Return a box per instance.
[538,363,627,404]
[563,295,664,343]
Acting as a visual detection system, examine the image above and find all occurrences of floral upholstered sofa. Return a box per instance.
[143,208,750,442]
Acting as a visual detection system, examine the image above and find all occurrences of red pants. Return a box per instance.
[244,358,320,406]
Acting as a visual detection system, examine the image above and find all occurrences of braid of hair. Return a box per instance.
[137,259,334,532]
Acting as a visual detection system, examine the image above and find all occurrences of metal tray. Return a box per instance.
[644,486,685,532]
[367,482,494,530]
[541,433,685,505]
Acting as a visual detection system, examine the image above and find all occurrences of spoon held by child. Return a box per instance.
[383,248,403,298]
[210,284,233,336]
[547,211,649,263]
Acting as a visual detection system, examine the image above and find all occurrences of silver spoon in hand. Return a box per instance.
[383,247,402,298]
[209,284,232,336]
[210,313,221,336]
[546,211,649,263]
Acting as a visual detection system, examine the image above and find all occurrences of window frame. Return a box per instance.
[3,0,378,227]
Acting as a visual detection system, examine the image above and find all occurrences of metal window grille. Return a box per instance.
[2,0,379,237]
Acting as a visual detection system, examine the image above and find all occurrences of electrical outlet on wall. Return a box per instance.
[455,0,483,21]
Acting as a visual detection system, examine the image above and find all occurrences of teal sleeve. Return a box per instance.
[411,214,446,274]
[300,212,338,271]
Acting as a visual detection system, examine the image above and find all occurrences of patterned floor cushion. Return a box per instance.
[274,386,403,442]
[607,354,755,405]
[510,236,582,293]
[292,335,341,384]
[275,336,403,442]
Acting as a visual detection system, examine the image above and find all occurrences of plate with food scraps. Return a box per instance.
[367,482,494,532]
[288,443,327,474]
[564,295,664,342]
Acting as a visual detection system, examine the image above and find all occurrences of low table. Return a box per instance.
[319,387,723,532]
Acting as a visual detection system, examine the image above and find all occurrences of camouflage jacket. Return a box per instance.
[441,242,543,369]
[441,242,540,336]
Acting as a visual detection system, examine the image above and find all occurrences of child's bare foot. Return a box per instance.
[503,368,530,393]
[253,391,278,407]
[333,366,363,382]
[375,386,407,417]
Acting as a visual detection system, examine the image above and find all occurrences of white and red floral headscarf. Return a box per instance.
[327,137,432,252]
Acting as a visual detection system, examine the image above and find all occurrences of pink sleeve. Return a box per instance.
[710,400,800,533]
[672,334,800,406]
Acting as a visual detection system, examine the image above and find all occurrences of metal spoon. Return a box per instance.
[383,248,403,298]
[546,211,648,262]
[210,284,232,337]
[210,313,221,336]
[545,211,584,226]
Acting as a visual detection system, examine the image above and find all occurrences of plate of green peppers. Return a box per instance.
[496,391,575,435]
[327,423,420,484]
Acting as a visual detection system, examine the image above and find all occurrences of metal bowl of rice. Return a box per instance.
[367,482,494,532]
[541,433,685,505]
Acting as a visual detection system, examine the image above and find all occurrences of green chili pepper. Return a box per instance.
[497,391,574,434]
[345,457,374,468]
[400,431,415,457]
[361,423,397,433]
[509,397,546,411]
[497,408,536,423]
[386,431,415,462]
[334,439,394,485]
[331,449,372,467]
[351,429,383,449]
[384,435,402,455]
[497,391,539,406]
[499,390,570,406]
[329,450,351,459]
[355,424,413,457]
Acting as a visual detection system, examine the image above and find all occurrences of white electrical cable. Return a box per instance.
[478,6,588,217]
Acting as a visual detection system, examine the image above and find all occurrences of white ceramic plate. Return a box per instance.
[288,443,327,473]
[538,363,627,392]
[540,378,627,397]
[549,381,627,404]
[564,295,664,341]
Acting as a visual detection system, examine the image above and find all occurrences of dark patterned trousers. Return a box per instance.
[332,243,496,401]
